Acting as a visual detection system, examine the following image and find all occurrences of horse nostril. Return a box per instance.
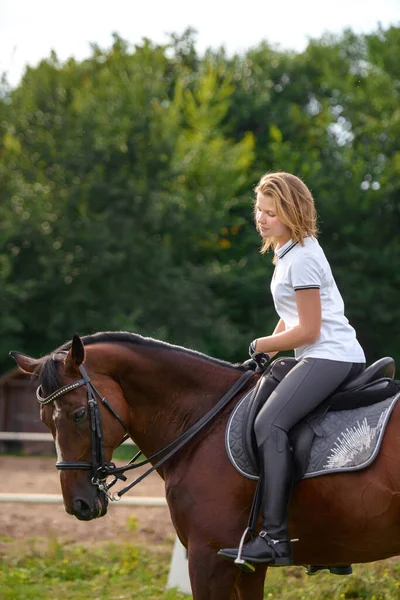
[73,497,92,520]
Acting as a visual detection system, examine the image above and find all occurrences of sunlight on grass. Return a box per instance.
[0,536,399,599]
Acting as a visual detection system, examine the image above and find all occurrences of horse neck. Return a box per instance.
[115,344,242,459]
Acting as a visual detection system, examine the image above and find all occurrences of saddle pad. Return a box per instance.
[226,391,400,480]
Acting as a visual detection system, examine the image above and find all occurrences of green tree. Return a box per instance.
[1,26,399,371]
[0,34,254,367]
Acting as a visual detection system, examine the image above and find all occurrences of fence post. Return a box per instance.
[166,535,191,595]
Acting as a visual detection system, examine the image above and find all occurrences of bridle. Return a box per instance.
[36,357,255,501]
[37,360,130,499]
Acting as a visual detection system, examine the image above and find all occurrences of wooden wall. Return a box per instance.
[0,370,55,455]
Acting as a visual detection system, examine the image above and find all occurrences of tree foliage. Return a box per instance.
[1,26,399,371]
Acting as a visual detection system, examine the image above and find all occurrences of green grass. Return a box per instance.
[0,538,189,600]
[264,561,400,600]
[0,537,399,600]
[113,443,140,463]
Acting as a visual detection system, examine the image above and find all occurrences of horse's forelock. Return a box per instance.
[34,353,64,394]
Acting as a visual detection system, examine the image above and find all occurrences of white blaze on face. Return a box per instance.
[53,403,64,462]
[55,433,63,462]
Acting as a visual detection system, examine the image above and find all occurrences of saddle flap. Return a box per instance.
[226,369,400,483]
[242,357,298,472]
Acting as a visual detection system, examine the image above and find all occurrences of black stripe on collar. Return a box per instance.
[278,241,298,259]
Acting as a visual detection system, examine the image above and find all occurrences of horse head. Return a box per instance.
[10,334,130,521]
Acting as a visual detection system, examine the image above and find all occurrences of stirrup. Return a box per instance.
[305,564,353,576]
[234,527,256,573]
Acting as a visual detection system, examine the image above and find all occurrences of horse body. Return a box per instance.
[11,333,400,600]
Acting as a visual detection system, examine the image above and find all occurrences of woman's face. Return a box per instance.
[255,192,291,244]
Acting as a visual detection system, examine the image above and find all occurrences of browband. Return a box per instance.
[36,379,86,405]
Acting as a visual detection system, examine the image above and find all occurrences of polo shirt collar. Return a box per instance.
[274,239,298,259]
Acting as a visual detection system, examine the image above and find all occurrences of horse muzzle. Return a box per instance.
[68,491,108,521]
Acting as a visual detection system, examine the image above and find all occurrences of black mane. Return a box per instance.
[36,331,245,393]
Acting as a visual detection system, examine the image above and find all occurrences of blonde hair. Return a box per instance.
[254,172,318,257]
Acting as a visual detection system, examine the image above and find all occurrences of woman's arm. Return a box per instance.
[255,289,322,354]
[268,318,286,359]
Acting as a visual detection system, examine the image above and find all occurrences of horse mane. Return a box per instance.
[36,331,246,392]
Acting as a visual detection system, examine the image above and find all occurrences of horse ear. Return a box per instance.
[9,351,39,375]
[64,334,85,370]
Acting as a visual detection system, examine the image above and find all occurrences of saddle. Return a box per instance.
[242,356,396,481]
[225,357,397,577]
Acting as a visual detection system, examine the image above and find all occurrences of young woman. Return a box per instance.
[219,172,366,567]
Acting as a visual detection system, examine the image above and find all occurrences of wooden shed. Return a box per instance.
[0,368,55,455]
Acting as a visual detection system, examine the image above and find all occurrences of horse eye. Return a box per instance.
[73,408,87,423]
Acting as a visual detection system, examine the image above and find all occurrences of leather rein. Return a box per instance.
[36,362,255,501]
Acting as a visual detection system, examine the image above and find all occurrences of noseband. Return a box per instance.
[36,362,129,498]
[36,359,255,501]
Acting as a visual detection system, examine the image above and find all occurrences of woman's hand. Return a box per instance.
[249,339,258,356]
[249,339,271,370]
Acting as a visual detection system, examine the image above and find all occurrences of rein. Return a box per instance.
[37,363,255,501]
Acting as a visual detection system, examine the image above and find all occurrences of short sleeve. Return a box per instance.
[290,253,322,290]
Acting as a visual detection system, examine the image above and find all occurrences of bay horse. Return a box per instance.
[11,332,400,600]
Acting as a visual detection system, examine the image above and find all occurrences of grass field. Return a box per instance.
[1,536,399,600]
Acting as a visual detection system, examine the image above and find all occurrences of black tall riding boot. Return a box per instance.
[218,426,294,566]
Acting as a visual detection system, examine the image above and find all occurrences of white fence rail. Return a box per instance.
[0,432,135,444]
[0,493,166,506]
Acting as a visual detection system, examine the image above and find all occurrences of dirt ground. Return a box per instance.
[0,456,175,547]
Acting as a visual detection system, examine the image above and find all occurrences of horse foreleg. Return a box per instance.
[188,543,266,600]
[234,565,267,600]
[188,543,236,600]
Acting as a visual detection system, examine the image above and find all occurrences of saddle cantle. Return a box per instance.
[339,357,395,393]
[226,356,398,482]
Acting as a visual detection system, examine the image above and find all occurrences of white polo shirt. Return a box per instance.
[270,236,365,363]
